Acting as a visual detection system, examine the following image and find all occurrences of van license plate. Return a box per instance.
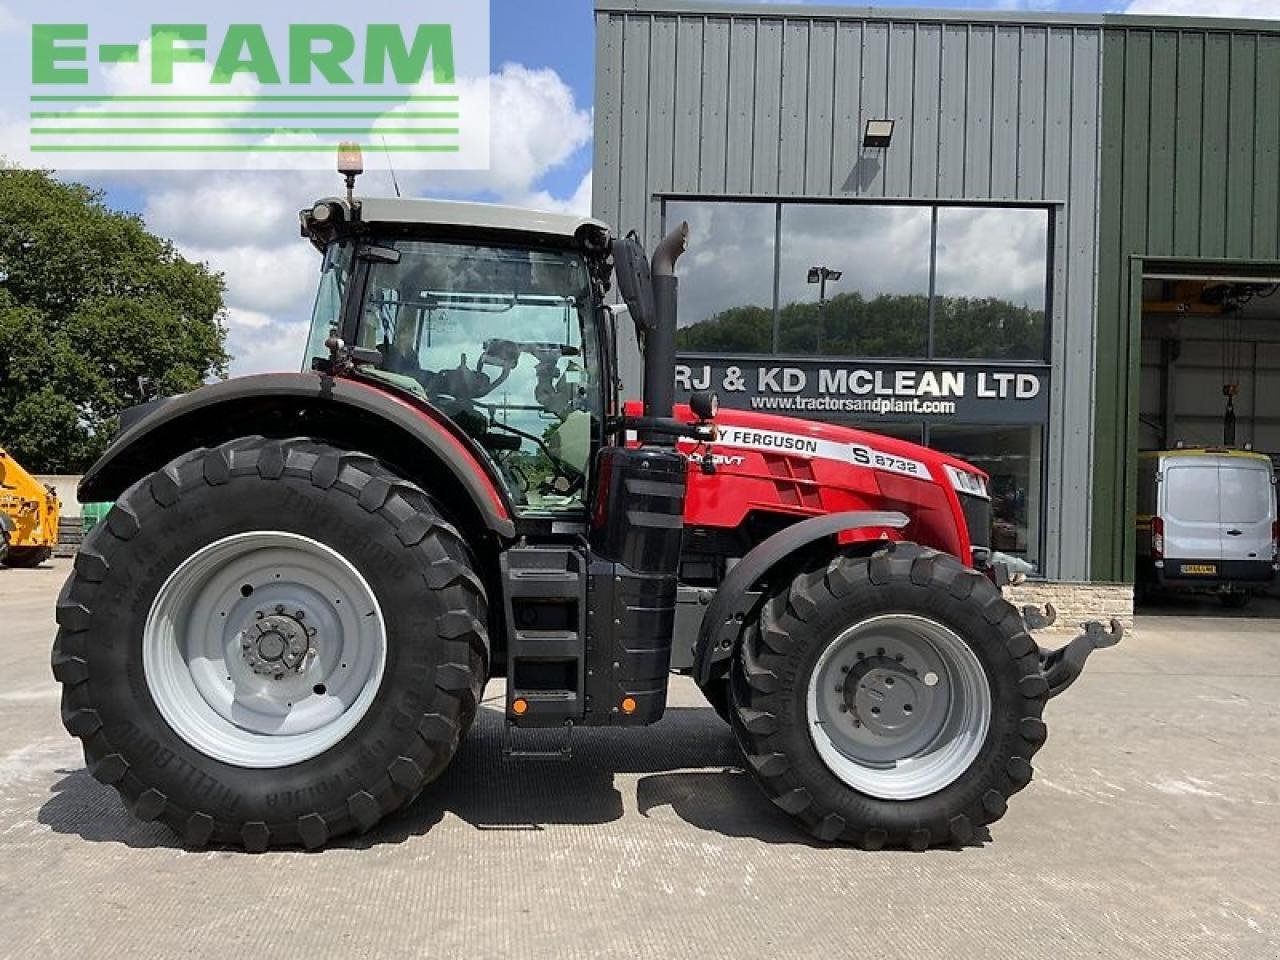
[1182,564,1218,575]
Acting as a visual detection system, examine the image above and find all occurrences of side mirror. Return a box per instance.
[612,234,656,333]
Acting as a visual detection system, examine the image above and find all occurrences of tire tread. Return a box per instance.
[730,542,1049,850]
[52,436,489,850]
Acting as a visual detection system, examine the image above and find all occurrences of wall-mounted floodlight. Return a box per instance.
[863,119,895,149]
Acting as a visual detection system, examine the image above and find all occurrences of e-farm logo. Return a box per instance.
[20,2,490,171]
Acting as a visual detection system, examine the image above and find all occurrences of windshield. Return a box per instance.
[355,239,601,515]
[304,241,353,369]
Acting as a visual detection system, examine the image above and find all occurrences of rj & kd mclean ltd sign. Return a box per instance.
[675,356,1050,425]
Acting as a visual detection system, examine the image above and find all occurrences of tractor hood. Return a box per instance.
[657,403,990,497]
[647,402,994,565]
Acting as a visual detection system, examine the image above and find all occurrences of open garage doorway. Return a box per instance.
[1135,261,1280,617]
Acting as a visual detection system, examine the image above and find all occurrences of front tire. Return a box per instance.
[52,437,488,850]
[731,543,1049,849]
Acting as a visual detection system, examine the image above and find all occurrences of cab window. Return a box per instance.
[356,240,600,515]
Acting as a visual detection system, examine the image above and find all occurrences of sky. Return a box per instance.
[6,0,1280,374]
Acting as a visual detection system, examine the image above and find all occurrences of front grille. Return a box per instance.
[959,493,992,551]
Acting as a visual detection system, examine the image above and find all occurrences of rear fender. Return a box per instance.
[80,373,517,539]
[691,510,909,687]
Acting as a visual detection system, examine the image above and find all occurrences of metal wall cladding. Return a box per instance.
[1093,25,1280,581]
[595,10,1104,225]
[593,3,1104,580]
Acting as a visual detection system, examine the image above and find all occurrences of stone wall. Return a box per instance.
[1004,580,1135,635]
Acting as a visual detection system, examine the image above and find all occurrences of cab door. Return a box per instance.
[1161,460,1222,563]
[1218,460,1275,565]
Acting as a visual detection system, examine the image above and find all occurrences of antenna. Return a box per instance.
[382,137,402,198]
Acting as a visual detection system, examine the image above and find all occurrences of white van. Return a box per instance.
[1137,449,1278,607]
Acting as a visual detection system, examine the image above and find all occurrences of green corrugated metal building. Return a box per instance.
[1093,19,1280,581]
[595,2,1280,586]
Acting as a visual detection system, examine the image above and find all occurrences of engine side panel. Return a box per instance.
[672,406,987,564]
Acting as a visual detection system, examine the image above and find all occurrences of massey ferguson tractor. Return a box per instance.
[53,153,1120,851]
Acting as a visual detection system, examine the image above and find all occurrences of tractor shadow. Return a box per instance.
[39,768,184,850]
[351,704,821,848]
[38,704,986,852]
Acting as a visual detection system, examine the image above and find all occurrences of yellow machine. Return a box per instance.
[0,448,60,568]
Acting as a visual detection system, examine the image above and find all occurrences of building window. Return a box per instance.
[776,204,931,357]
[665,201,776,351]
[933,208,1049,361]
[667,199,1051,363]
[927,424,1045,572]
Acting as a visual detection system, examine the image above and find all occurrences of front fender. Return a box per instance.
[80,372,517,538]
[692,510,909,687]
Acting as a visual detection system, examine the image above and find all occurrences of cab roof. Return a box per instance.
[353,196,610,243]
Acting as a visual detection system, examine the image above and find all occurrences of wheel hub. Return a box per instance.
[844,657,931,739]
[806,614,992,801]
[241,610,313,679]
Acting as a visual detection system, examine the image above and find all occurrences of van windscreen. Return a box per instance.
[1220,466,1274,524]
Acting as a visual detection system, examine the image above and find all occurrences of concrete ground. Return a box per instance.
[1,560,1277,960]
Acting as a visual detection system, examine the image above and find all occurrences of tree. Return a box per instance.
[0,167,229,473]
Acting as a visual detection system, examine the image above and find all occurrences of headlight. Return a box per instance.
[944,465,990,499]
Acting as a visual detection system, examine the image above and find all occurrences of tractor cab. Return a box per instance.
[300,195,619,518]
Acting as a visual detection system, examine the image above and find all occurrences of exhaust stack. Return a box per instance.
[643,222,689,428]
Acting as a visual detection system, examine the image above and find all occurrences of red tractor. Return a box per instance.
[53,161,1119,851]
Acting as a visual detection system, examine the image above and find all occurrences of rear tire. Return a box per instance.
[52,437,488,850]
[731,542,1049,849]
[1219,592,1250,609]
[4,545,52,568]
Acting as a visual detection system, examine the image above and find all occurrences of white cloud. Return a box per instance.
[0,3,21,35]
[477,64,591,195]
[226,318,311,377]
[380,63,591,200]
[519,169,593,216]
[178,241,318,314]
[145,171,335,248]
[1125,0,1280,16]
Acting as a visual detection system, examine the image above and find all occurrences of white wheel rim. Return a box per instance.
[806,614,992,800]
[143,532,387,768]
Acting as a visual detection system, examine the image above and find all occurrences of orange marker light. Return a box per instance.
[621,697,638,715]
[512,698,528,716]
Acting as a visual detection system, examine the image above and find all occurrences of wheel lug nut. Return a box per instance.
[295,610,305,620]
[840,665,849,674]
